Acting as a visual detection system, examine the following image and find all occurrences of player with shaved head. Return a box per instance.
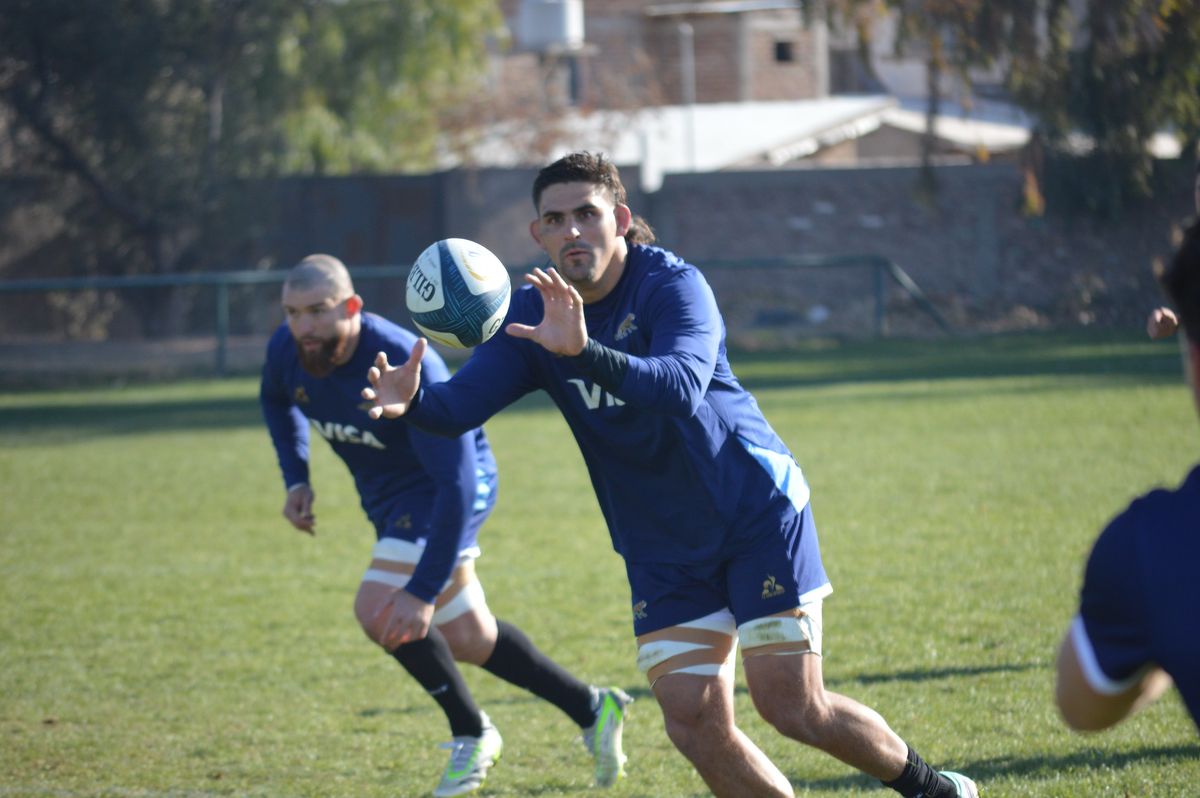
[364,152,978,798]
[260,253,631,797]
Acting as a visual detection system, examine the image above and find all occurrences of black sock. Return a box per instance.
[481,619,596,728]
[392,629,482,737]
[882,745,957,798]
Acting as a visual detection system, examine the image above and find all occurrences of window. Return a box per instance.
[774,40,794,63]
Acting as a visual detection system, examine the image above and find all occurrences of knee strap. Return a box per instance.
[739,603,823,658]
[636,609,737,685]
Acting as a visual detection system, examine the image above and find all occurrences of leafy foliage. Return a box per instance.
[831,0,1200,215]
[0,0,502,330]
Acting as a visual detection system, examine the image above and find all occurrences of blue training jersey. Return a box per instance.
[406,244,818,577]
[1074,464,1200,732]
[260,313,497,603]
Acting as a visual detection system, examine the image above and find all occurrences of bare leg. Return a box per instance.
[743,652,907,781]
[438,607,498,665]
[652,671,794,798]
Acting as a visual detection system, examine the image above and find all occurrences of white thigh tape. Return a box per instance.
[636,609,738,683]
[738,602,823,657]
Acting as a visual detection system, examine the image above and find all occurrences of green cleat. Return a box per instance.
[581,687,634,787]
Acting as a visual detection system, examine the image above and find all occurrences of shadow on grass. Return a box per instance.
[0,332,1181,441]
[731,332,1184,392]
[0,395,265,443]
[831,661,1040,687]
[0,383,558,442]
[788,742,1200,793]
[609,662,1040,708]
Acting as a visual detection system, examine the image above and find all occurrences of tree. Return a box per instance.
[1010,0,1200,216]
[829,0,1200,215]
[0,0,502,335]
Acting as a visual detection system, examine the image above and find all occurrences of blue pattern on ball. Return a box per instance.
[411,240,509,348]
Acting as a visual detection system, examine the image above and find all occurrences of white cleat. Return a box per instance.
[432,712,503,797]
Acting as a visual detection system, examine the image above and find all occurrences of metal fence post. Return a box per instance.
[873,258,887,338]
[215,280,229,377]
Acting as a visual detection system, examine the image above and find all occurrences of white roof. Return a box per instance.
[882,97,1032,154]
[452,95,898,190]
[444,93,1182,190]
[644,1,802,16]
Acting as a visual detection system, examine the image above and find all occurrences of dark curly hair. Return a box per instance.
[531,151,656,245]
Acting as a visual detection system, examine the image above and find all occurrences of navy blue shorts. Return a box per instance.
[375,468,497,551]
[624,502,831,637]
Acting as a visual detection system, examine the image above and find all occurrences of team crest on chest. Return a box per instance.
[294,387,310,405]
[614,312,638,341]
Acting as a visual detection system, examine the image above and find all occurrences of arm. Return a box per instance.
[403,426,477,603]
[259,357,316,534]
[1055,619,1172,731]
[365,331,536,435]
[1054,512,1168,730]
[506,266,720,418]
[607,267,721,416]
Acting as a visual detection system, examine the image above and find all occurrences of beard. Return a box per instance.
[558,245,598,283]
[296,333,349,377]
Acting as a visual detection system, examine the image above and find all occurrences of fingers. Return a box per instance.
[525,267,578,306]
[506,322,536,340]
[381,613,423,650]
[284,507,316,534]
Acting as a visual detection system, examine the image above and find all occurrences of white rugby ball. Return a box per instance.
[405,238,511,348]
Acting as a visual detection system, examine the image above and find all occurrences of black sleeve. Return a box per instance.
[568,338,629,393]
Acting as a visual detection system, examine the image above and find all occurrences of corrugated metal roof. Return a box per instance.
[644,1,802,17]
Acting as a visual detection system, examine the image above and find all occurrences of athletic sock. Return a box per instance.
[882,745,959,798]
[481,619,596,728]
[392,629,483,738]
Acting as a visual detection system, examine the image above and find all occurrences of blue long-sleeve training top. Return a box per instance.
[260,313,497,602]
[404,244,812,566]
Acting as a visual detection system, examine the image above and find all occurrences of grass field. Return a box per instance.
[1,331,1197,797]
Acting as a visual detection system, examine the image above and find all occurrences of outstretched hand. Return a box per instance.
[505,267,588,356]
[363,340,425,419]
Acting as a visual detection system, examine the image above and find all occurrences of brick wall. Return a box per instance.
[497,1,820,107]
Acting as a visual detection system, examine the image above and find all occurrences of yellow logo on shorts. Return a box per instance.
[632,600,648,620]
[761,575,785,599]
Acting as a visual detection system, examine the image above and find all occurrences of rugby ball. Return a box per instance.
[405,238,511,348]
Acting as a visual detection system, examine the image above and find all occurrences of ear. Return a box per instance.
[615,204,632,237]
[529,218,544,248]
[345,294,364,316]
